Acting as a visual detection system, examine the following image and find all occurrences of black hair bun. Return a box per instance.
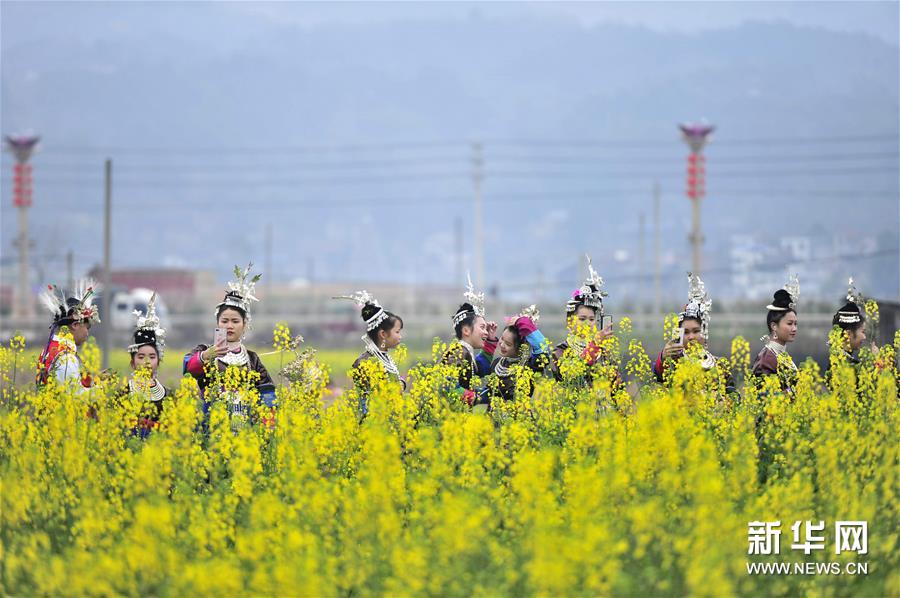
[218,304,247,318]
[361,302,381,322]
[772,289,792,308]
[841,301,860,314]
[134,329,157,346]
[456,302,474,315]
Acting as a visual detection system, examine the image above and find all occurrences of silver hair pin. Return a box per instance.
[333,290,389,332]
[680,271,711,339]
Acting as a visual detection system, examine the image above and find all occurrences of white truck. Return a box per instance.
[108,287,169,331]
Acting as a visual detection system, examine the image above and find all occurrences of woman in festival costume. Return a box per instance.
[36,280,100,393]
[830,278,870,366]
[488,305,548,402]
[334,290,406,417]
[653,272,736,395]
[125,292,168,435]
[183,264,276,424]
[550,256,616,386]
[440,274,498,406]
[752,275,799,389]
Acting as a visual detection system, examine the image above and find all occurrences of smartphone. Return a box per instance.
[214,327,227,346]
[675,327,685,346]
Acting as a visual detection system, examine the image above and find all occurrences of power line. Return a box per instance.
[22,150,899,174]
[35,140,470,155]
[500,249,900,291]
[25,132,899,155]
[0,171,471,187]
[13,187,898,212]
[26,156,471,173]
[484,151,900,166]
[484,133,899,149]
[5,164,897,188]
[486,166,898,179]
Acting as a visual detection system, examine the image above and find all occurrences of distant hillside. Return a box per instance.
[1,5,897,300]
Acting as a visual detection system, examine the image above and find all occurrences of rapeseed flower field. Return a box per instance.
[1,324,897,596]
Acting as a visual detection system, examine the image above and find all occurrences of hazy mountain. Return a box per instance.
[2,3,897,301]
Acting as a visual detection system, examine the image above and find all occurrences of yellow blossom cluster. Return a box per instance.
[0,327,898,596]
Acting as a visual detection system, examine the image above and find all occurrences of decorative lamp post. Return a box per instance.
[679,122,714,276]
[5,134,40,317]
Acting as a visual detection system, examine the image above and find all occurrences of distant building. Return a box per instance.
[86,267,216,311]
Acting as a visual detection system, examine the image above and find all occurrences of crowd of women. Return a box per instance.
[33,257,876,427]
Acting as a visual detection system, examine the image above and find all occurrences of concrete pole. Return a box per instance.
[639,210,646,310]
[101,159,112,369]
[653,181,661,316]
[471,142,484,288]
[691,188,703,276]
[16,206,33,317]
[66,250,74,292]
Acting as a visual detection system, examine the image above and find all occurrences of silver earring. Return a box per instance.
[772,330,778,341]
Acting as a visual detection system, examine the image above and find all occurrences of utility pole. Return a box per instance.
[264,222,273,311]
[101,159,112,369]
[66,250,74,292]
[653,181,661,316]
[5,134,39,318]
[307,256,316,313]
[471,141,485,288]
[536,265,545,304]
[454,216,463,286]
[638,210,646,310]
[680,122,714,277]
[578,252,587,287]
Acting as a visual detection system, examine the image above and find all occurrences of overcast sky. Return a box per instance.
[2,1,898,47]
[218,1,900,43]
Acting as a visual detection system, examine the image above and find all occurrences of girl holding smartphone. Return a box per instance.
[653,273,736,395]
[550,256,618,388]
[183,264,276,423]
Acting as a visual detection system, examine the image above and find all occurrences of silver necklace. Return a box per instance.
[494,356,516,378]
[765,340,797,370]
[458,340,476,364]
[362,335,400,377]
[129,378,166,402]
[217,344,250,367]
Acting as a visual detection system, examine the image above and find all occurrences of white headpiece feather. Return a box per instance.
[680,272,712,338]
[333,290,390,332]
[39,279,100,327]
[129,292,166,355]
[453,271,486,327]
[567,254,607,314]
[217,263,262,322]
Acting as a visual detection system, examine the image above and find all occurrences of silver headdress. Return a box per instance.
[845,277,862,305]
[128,292,166,356]
[835,277,864,325]
[513,304,541,324]
[566,254,608,315]
[39,279,101,328]
[679,272,712,338]
[784,274,800,309]
[333,290,390,332]
[452,272,486,327]
[217,263,261,322]
[509,304,541,324]
[766,273,800,311]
